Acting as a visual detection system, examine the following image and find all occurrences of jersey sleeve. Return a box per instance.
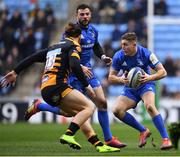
[147,50,160,69]
[14,48,48,74]
[93,42,104,59]
[111,51,122,72]
[68,45,81,60]
[92,26,105,59]
[91,25,98,44]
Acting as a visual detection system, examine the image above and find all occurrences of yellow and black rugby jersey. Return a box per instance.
[43,38,81,82]
[14,38,88,87]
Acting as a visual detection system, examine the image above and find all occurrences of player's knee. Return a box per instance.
[113,106,124,119]
[96,98,107,109]
[145,103,154,114]
[86,103,96,115]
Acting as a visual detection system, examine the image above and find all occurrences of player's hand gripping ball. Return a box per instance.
[127,67,143,89]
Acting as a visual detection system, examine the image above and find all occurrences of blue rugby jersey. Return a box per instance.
[61,24,101,90]
[112,44,160,75]
[61,24,98,68]
[79,24,98,67]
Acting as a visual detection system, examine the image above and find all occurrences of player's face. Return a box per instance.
[121,39,137,56]
[76,8,91,27]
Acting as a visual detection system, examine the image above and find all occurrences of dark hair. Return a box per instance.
[121,32,137,41]
[65,22,81,37]
[76,4,92,13]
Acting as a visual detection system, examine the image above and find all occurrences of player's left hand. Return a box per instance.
[102,55,112,66]
[139,72,152,83]
[0,70,17,88]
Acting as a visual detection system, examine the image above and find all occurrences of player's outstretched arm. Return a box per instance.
[0,48,48,88]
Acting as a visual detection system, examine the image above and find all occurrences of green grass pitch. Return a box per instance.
[0,123,179,156]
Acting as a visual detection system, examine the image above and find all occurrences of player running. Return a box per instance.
[24,3,126,149]
[0,23,120,153]
[108,32,173,150]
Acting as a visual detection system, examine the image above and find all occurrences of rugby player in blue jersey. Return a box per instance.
[108,32,172,150]
[24,4,126,148]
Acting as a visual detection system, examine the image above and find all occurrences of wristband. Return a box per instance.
[101,55,106,60]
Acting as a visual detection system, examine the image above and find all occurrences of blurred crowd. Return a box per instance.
[90,0,168,49]
[0,1,56,95]
[90,0,148,48]
[161,55,180,98]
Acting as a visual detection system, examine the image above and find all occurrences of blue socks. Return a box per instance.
[152,114,169,138]
[98,110,112,141]
[37,102,60,115]
[121,112,146,132]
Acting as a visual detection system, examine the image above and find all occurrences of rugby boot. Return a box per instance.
[59,134,81,150]
[96,144,120,153]
[139,128,151,147]
[24,99,41,120]
[160,138,173,150]
[105,136,127,148]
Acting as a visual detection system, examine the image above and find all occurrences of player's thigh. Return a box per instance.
[93,86,106,101]
[113,95,137,112]
[92,85,108,109]
[141,91,155,106]
[60,89,95,115]
[141,91,159,116]
[69,77,85,93]
[88,77,105,100]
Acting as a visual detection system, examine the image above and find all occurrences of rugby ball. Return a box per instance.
[127,67,143,89]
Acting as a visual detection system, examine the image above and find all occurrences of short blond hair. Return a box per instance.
[121,32,137,41]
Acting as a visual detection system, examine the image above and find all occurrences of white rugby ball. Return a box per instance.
[127,67,142,88]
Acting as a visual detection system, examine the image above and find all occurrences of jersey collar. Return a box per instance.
[65,37,81,46]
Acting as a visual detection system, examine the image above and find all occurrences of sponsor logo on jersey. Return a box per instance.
[137,59,144,66]
[148,87,153,91]
[81,43,94,48]
[150,53,159,65]
[81,34,84,39]
[90,32,95,38]
[87,39,91,44]
[122,61,127,66]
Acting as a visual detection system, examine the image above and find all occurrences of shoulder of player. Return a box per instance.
[47,40,72,51]
[113,49,124,60]
[115,49,124,56]
[48,40,80,52]
[63,38,81,52]
[137,44,152,57]
[137,44,149,53]
[88,23,96,29]
[88,24,98,33]
[62,38,80,47]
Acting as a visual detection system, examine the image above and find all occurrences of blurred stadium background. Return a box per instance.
[0,0,179,155]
